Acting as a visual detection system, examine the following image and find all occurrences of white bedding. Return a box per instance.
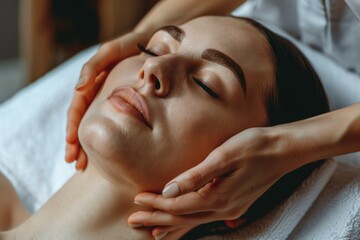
[0,46,93,211]
[0,16,359,239]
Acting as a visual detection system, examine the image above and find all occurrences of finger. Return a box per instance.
[135,182,221,215]
[68,33,144,142]
[128,210,214,228]
[153,226,195,240]
[65,71,108,166]
[76,41,122,90]
[162,148,236,198]
[76,148,87,171]
[66,71,108,144]
[136,174,252,216]
[94,71,109,85]
[66,92,89,143]
[65,141,79,163]
[76,33,142,90]
[69,32,146,143]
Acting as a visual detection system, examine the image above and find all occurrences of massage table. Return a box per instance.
[1,3,360,239]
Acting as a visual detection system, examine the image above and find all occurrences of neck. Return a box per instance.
[5,162,153,240]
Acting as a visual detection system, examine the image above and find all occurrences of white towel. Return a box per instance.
[202,160,336,240]
[0,46,98,211]
[290,162,360,240]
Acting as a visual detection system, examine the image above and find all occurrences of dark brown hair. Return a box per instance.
[239,16,329,222]
[182,17,329,239]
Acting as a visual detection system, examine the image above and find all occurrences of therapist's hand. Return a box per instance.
[128,127,304,238]
[130,103,360,238]
[65,31,148,170]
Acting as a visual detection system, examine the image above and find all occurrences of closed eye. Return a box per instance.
[137,43,158,57]
[193,77,218,98]
[138,43,218,98]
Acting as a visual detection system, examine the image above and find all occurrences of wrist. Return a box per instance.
[132,25,155,42]
[269,113,339,171]
[268,124,312,173]
[126,30,149,43]
[244,127,298,177]
[114,31,151,58]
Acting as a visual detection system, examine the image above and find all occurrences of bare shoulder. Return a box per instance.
[0,172,30,231]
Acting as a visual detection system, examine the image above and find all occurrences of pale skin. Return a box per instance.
[66,0,360,236]
[1,16,278,240]
[66,0,246,169]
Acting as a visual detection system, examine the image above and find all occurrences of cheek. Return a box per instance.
[157,100,237,175]
[101,56,143,90]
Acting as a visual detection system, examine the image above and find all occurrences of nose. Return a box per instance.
[138,54,183,97]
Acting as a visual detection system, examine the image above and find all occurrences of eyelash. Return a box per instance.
[193,77,219,98]
[137,43,158,57]
[137,43,218,99]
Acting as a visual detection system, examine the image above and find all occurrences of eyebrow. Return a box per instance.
[156,25,246,94]
[157,25,185,42]
[202,49,247,94]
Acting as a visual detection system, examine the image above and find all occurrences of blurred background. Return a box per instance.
[0,0,158,103]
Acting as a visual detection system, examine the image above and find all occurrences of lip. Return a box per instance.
[108,87,152,129]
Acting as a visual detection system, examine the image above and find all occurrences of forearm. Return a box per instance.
[134,0,245,39]
[273,103,360,171]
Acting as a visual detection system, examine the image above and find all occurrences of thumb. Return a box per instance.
[162,150,233,198]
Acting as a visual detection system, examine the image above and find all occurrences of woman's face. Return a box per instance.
[79,16,274,191]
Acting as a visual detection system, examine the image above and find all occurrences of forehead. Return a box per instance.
[180,16,274,85]
[180,17,269,57]
[178,16,273,76]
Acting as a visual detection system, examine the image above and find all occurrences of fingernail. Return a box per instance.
[134,201,145,206]
[129,223,142,228]
[155,232,167,240]
[162,182,180,198]
[75,76,87,90]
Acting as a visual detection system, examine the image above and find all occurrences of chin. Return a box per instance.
[79,114,117,157]
[78,111,159,187]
